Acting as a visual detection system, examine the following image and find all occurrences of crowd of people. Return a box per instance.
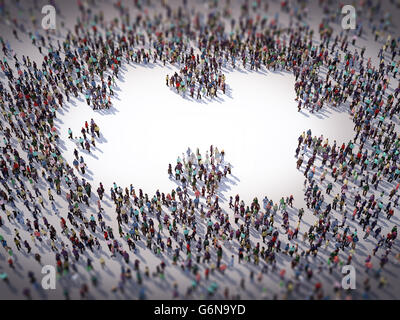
[0,0,399,300]
[68,119,101,156]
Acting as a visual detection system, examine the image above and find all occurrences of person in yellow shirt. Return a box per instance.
[48,188,54,201]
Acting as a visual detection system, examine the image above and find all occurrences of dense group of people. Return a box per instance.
[68,119,101,156]
[0,0,399,300]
